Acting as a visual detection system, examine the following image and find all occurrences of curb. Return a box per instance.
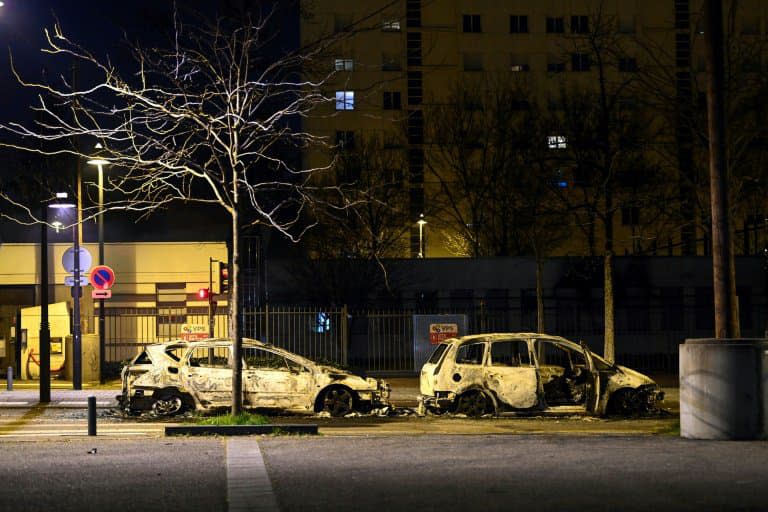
[165,424,319,436]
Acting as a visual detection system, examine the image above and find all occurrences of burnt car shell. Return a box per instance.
[119,338,390,417]
[117,340,188,413]
[419,333,664,417]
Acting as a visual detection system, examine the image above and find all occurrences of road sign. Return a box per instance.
[89,265,116,290]
[61,247,92,274]
[429,323,459,344]
[64,275,89,287]
[180,323,208,341]
[91,289,112,299]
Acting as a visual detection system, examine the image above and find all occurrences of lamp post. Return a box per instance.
[87,143,109,384]
[39,198,50,403]
[49,193,78,387]
[417,215,427,258]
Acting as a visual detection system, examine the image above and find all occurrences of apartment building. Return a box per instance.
[301,0,768,258]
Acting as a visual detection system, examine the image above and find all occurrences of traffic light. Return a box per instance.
[197,288,210,300]
[218,261,229,295]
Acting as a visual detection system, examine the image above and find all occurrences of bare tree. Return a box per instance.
[0,7,349,414]
[544,2,669,361]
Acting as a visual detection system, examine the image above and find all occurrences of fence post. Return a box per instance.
[341,305,349,366]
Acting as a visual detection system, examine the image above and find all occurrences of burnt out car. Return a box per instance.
[419,333,664,417]
[119,338,390,417]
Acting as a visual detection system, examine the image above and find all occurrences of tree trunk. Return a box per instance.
[230,205,243,415]
[535,254,545,333]
[704,0,739,338]
[603,251,615,363]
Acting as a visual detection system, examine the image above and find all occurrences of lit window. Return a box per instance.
[313,312,331,334]
[334,58,354,71]
[335,91,355,110]
[382,19,401,31]
[548,135,567,149]
[510,54,530,72]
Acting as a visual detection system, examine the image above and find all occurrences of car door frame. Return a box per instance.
[242,346,313,410]
[483,338,539,409]
[181,343,233,408]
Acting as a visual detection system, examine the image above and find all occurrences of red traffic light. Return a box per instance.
[197,288,210,299]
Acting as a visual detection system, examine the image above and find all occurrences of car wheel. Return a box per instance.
[323,387,355,417]
[455,390,491,418]
[152,391,184,417]
[608,388,640,416]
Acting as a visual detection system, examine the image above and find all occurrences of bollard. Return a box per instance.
[88,396,97,436]
[6,367,12,391]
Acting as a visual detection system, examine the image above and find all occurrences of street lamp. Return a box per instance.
[87,142,109,383]
[417,214,427,258]
[51,191,85,389]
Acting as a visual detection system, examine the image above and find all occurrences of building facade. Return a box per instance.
[301,0,768,259]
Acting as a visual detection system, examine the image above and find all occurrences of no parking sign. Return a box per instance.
[89,265,116,290]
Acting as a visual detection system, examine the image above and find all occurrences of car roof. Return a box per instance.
[441,333,575,346]
[183,337,316,366]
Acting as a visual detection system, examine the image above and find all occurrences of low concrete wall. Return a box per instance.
[679,338,768,440]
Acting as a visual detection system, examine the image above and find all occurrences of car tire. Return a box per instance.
[323,386,355,417]
[607,388,640,416]
[152,390,185,417]
[454,390,492,418]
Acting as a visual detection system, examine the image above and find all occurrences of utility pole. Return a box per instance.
[39,198,50,403]
[704,0,738,338]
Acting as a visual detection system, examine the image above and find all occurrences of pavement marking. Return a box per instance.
[227,438,280,512]
[0,402,30,406]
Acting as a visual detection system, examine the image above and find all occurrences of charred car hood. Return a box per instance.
[613,365,656,386]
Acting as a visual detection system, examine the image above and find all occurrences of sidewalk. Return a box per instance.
[0,381,120,409]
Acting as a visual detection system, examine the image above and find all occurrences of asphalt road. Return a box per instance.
[1,435,767,512]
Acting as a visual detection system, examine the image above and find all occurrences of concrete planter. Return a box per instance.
[679,338,768,440]
[165,424,318,436]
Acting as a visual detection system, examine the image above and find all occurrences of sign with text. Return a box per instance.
[413,315,466,372]
[429,323,459,345]
[180,323,209,341]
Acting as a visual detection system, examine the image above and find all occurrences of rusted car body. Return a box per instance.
[419,333,664,417]
[119,338,390,417]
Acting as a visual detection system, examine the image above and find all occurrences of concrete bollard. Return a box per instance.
[6,367,12,391]
[679,338,767,440]
[88,396,97,436]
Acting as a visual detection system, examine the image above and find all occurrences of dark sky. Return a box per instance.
[0,1,178,122]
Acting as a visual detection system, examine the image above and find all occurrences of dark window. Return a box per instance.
[455,342,485,365]
[382,52,401,71]
[407,71,423,105]
[334,14,353,33]
[463,14,482,33]
[571,15,589,33]
[621,206,640,226]
[547,62,565,73]
[546,17,564,33]
[427,343,448,364]
[510,15,528,33]
[572,53,590,71]
[408,109,424,144]
[491,340,531,367]
[660,287,684,331]
[619,57,638,72]
[383,91,402,110]
[407,32,422,66]
[463,53,483,71]
[409,148,424,182]
[695,287,714,330]
[406,0,421,27]
[335,130,355,149]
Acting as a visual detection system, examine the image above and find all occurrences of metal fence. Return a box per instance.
[9,298,764,375]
